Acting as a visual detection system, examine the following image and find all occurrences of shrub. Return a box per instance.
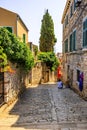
[37,52,59,71]
[0,27,34,71]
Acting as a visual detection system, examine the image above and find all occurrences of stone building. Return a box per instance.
[61,0,87,99]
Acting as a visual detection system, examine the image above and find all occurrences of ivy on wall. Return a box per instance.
[0,27,34,71]
[0,46,7,67]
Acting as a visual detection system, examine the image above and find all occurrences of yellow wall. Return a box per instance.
[0,8,28,43]
[0,8,17,34]
[17,18,28,43]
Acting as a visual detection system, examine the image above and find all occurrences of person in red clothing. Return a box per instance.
[57,66,62,80]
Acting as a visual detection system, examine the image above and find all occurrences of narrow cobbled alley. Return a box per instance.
[0,83,87,130]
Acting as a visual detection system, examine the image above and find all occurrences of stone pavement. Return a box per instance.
[0,83,87,130]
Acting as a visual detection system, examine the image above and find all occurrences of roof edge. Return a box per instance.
[0,7,29,31]
[61,0,71,24]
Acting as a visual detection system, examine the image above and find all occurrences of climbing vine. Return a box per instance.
[0,27,34,71]
[0,46,7,67]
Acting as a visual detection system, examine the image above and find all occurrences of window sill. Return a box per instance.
[82,48,87,52]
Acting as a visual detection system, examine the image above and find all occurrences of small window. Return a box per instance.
[65,15,68,27]
[23,34,26,43]
[72,30,76,51]
[74,0,77,10]
[65,39,68,53]
[69,29,76,52]
[62,43,65,53]
[5,27,13,33]
[70,5,73,18]
[70,34,73,52]
[1,26,13,33]
[83,18,87,47]
[77,69,80,81]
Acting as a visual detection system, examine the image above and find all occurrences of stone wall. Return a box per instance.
[31,62,57,85]
[3,62,57,104]
[31,62,42,85]
[63,50,87,98]
[62,0,87,99]
[4,62,30,103]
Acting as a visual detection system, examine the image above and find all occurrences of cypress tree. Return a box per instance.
[39,9,57,52]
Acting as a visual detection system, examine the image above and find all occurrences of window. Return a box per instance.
[69,30,76,52]
[5,27,13,33]
[74,0,77,11]
[70,5,73,18]
[65,39,68,53]
[23,34,26,43]
[65,15,68,27]
[83,18,87,47]
[70,34,72,52]
[0,26,13,33]
[77,69,80,81]
[75,0,82,7]
[62,43,65,53]
[72,30,76,51]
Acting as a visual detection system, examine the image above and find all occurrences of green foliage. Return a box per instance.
[33,45,38,56]
[0,27,34,71]
[0,46,7,67]
[37,52,59,71]
[39,9,57,52]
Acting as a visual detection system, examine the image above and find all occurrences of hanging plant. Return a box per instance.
[0,46,7,67]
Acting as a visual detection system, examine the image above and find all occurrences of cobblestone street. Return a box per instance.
[0,83,87,130]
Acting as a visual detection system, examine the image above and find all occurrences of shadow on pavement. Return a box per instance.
[9,84,58,129]
[2,83,87,130]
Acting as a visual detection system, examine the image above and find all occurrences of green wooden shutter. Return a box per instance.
[73,30,76,51]
[74,0,76,11]
[5,27,12,33]
[23,34,26,43]
[65,39,68,53]
[83,19,87,47]
[70,5,73,17]
[70,34,72,52]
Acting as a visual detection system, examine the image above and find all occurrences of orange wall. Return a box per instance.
[0,8,29,43]
[0,8,17,34]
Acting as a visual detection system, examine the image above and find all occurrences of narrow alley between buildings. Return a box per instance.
[0,83,87,130]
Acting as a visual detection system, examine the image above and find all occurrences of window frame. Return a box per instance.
[70,4,73,18]
[69,29,76,52]
[65,39,68,53]
[77,69,80,82]
[23,33,26,43]
[83,17,87,48]
[0,26,13,33]
[69,33,73,52]
[72,29,76,51]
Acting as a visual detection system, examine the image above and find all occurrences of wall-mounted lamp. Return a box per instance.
[75,0,82,7]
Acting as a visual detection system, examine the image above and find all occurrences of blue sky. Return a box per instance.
[0,0,66,53]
